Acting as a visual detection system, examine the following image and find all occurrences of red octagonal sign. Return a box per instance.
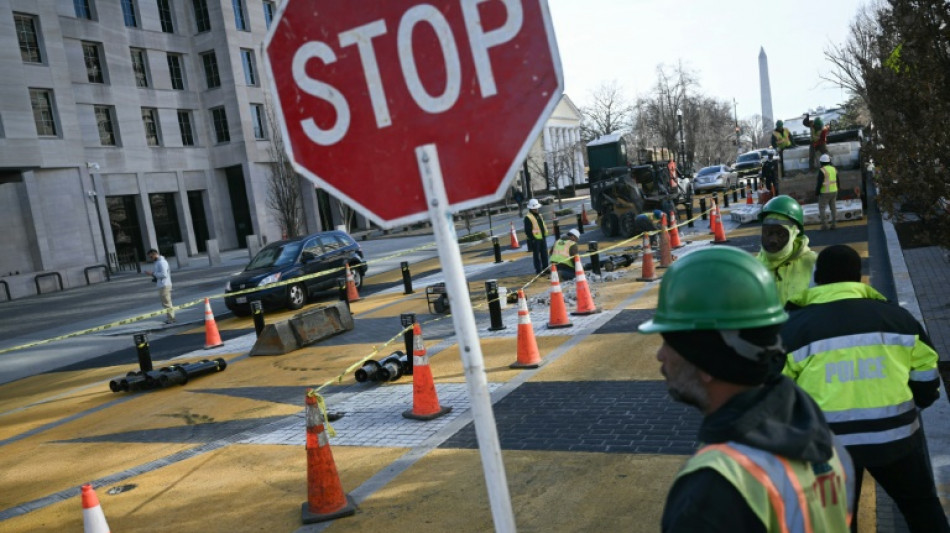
[264,0,563,228]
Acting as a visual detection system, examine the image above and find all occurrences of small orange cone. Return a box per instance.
[658,214,674,268]
[511,289,543,368]
[668,210,684,249]
[746,184,754,204]
[712,204,729,244]
[344,263,361,302]
[581,203,590,225]
[571,255,599,315]
[708,199,718,234]
[203,298,224,349]
[403,323,452,420]
[81,484,110,533]
[509,222,520,249]
[546,268,572,329]
[301,389,356,524]
[637,235,657,281]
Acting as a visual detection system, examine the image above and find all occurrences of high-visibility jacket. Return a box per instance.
[549,238,575,267]
[773,128,792,149]
[677,440,853,532]
[783,283,941,464]
[525,212,546,240]
[819,166,838,194]
[756,236,817,304]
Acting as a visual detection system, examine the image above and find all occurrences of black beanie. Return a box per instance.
[661,326,785,386]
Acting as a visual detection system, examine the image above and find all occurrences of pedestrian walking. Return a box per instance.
[816,153,838,230]
[144,248,175,324]
[638,246,853,532]
[762,152,779,196]
[548,228,579,281]
[781,244,947,533]
[756,195,817,305]
[770,119,793,178]
[513,188,525,217]
[523,198,548,274]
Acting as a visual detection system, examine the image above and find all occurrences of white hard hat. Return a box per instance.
[819,154,831,164]
[568,229,580,239]
[526,198,541,209]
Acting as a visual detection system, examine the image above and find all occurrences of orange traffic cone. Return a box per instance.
[511,289,543,368]
[668,210,684,249]
[637,235,657,281]
[509,222,520,249]
[571,255,599,315]
[301,389,356,524]
[746,184,754,204]
[547,268,572,329]
[708,199,718,234]
[658,214,674,268]
[344,263,361,302]
[581,203,590,225]
[712,204,729,244]
[81,484,110,533]
[403,322,452,420]
[203,298,224,349]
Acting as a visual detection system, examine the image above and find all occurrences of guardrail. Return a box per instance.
[34,272,64,295]
[84,264,111,285]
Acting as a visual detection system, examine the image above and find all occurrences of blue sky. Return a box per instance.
[548,0,868,122]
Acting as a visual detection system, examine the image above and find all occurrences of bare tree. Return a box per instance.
[822,1,884,109]
[263,98,302,238]
[740,114,770,148]
[580,81,634,141]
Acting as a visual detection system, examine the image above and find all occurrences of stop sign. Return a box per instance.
[264,0,563,228]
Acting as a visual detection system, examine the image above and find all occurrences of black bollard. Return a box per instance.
[134,332,153,373]
[724,190,730,207]
[589,241,600,276]
[338,277,350,313]
[699,197,707,220]
[553,219,560,240]
[753,177,759,190]
[486,280,506,331]
[576,214,584,234]
[740,186,746,199]
[687,204,695,228]
[732,189,739,204]
[401,313,415,375]
[492,237,502,264]
[251,300,265,337]
[400,261,414,294]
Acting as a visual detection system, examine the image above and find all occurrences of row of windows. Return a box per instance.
[72,0,275,32]
[29,87,269,146]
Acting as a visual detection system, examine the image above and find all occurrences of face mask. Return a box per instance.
[762,220,799,259]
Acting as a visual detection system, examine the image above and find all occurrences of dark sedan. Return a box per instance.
[733,151,763,180]
[224,231,366,316]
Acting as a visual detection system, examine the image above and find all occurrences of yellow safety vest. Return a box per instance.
[820,166,838,194]
[773,128,792,149]
[526,212,546,240]
[757,242,817,304]
[550,239,574,267]
[678,441,853,533]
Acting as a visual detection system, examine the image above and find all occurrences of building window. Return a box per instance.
[232,0,248,31]
[167,54,185,90]
[201,51,220,89]
[210,107,229,143]
[251,104,266,140]
[192,0,210,32]
[74,0,93,19]
[241,49,257,86]
[95,106,117,146]
[141,107,161,146]
[82,42,105,83]
[121,0,138,27]
[262,1,274,28]
[177,110,195,146]
[130,48,150,88]
[14,13,43,64]
[157,0,174,33]
[29,88,57,137]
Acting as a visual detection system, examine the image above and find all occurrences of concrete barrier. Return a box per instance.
[206,239,221,266]
[174,243,189,268]
[246,235,262,259]
[250,301,354,356]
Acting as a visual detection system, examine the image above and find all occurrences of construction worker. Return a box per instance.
[548,228,580,281]
[523,198,548,274]
[634,209,664,247]
[816,153,839,231]
[762,152,779,196]
[803,114,829,170]
[782,245,947,533]
[756,195,817,305]
[638,247,853,532]
[770,120,792,178]
[667,157,678,188]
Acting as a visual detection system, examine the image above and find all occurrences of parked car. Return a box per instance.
[734,151,764,180]
[756,148,777,163]
[692,164,738,192]
[224,230,366,316]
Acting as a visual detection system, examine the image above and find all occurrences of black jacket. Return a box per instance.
[662,377,837,532]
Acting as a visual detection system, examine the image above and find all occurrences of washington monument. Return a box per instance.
[759,47,774,133]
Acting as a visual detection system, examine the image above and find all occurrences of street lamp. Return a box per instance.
[86,162,112,273]
[676,108,685,170]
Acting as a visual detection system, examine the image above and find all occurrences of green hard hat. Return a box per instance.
[638,247,787,333]
[776,120,784,128]
[758,195,804,230]
[814,117,823,129]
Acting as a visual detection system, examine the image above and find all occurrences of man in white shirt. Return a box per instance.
[144,249,175,324]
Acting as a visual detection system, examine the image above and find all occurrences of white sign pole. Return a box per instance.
[415,143,517,532]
